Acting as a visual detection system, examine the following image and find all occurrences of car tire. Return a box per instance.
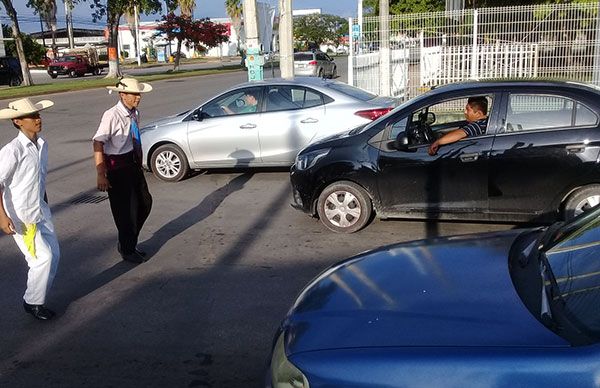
[49,74,58,79]
[94,67,102,75]
[69,69,77,78]
[318,68,324,78]
[563,184,600,220]
[317,181,372,233]
[150,144,190,182]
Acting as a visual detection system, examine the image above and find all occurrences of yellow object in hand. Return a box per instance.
[23,223,37,259]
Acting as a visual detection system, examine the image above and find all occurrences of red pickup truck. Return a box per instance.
[47,54,103,78]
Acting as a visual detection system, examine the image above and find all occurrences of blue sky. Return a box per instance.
[6,1,358,33]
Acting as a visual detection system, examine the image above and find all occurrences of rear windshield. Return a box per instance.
[326,83,377,101]
[57,56,78,62]
[294,53,314,61]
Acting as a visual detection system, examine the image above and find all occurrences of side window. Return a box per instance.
[406,95,492,144]
[506,94,597,132]
[265,86,324,112]
[389,117,408,140]
[202,87,262,118]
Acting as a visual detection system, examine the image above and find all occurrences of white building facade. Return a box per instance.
[117,18,241,61]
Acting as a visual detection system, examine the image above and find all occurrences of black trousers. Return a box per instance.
[106,164,152,255]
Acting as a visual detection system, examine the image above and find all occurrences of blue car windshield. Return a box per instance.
[545,207,600,339]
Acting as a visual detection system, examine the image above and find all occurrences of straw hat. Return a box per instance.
[106,77,152,94]
[0,98,54,120]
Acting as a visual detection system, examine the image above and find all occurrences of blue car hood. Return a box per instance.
[284,230,569,355]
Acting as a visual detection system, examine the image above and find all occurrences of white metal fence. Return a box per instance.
[349,3,600,100]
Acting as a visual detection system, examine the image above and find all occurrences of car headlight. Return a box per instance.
[295,148,330,171]
[271,333,310,388]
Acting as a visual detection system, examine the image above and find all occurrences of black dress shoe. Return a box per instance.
[118,243,146,258]
[23,302,55,321]
[121,251,145,264]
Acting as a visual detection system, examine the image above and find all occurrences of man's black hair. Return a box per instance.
[467,96,488,115]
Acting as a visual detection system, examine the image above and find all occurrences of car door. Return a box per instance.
[187,86,264,166]
[258,85,326,164]
[488,91,600,220]
[375,95,498,219]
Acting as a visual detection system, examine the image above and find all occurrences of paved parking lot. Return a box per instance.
[0,70,515,387]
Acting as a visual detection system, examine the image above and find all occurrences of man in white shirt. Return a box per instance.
[93,77,153,264]
[0,98,60,321]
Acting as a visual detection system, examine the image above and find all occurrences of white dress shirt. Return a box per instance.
[93,101,138,155]
[0,131,48,226]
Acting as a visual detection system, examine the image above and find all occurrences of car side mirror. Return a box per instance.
[394,134,417,152]
[191,109,204,121]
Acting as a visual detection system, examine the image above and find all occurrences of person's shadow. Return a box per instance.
[141,172,254,257]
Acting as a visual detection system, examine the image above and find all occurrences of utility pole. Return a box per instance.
[379,0,390,96]
[134,4,141,66]
[65,0,75,48]
[278,0,293,78]
[243,0,264,81]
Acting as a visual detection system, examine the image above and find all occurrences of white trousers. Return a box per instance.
[12,205,60,305]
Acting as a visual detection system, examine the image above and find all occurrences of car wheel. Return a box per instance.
[94,67,102,75]
[563,184,600,220]
[150,144,190,182]
[49,74,58,79]
[317,181,372,233]
[69,69,77,78]
[318,68,324,78]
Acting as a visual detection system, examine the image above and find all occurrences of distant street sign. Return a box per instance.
[352,24,360,39]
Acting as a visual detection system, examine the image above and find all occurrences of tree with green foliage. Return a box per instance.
[0,0,33,85]
[87,0,162,77]
[2,25,47,65]
[293,14,348,49]
[27,0,58,57]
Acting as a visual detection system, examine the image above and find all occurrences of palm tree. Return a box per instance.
[225,0,243,59]
[1,0,33,85]
[178,0,194,17]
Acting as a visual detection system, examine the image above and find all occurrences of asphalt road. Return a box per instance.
[0,67,514,387]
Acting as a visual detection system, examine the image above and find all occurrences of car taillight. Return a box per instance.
[308,60,317,66]
[354,107,393,120]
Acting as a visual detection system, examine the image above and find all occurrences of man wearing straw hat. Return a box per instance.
[0,98,60,321]
[93,77,153,264]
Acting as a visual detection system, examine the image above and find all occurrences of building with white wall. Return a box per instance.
[117,18,240,61]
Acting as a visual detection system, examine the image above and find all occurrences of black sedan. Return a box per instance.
[290,80,600,233]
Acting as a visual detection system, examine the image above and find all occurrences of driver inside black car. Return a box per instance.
[427,96,488,155]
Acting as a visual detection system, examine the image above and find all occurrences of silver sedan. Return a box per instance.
[140,77,398,182]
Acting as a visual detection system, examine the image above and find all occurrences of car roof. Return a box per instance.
[227,77,342,90]
[428,79,600,94]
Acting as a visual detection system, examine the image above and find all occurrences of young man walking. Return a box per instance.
[93,77,153,264]
[0,98,60,321]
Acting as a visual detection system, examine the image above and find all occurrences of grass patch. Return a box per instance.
[0,65,243,100]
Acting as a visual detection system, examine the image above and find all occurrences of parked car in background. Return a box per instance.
[290,80,600,233]
[141,77,398,182]
[268,205,600,387]
[47,47,104,78]
[0,57,22,86]
[294,51,337,78]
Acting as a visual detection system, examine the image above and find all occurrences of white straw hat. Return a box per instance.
[0,98,54,120]
[106,77,153,93]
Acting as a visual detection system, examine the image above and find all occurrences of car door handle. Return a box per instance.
[459,152,480,162]
[566,144,586,154]
[300,118,319,124]
[239,123,257,129]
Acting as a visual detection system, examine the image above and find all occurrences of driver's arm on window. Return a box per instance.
[428,129,467,156]
[221,105,234,115]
